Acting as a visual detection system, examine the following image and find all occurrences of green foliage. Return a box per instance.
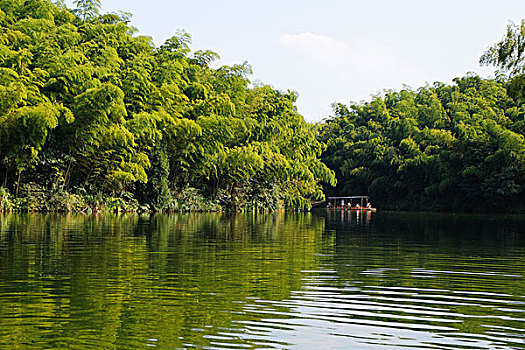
[0,0,333,212]
[480,20,525,77]
[0,187,13,211]
[320,75,525,212]
[5,182,85,212]
[72,0,101,21]
[104,192,142,212]
[171,187,221,212]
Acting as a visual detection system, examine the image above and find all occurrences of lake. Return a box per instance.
[0,211,524,349]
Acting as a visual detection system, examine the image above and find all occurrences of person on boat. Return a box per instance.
[366,202,371,209]
[327,202,332,209]
[355,203,360,209]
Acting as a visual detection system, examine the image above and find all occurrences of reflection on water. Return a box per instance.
[0,211,524,349]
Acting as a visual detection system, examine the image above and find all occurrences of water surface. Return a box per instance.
[0,211,524,349]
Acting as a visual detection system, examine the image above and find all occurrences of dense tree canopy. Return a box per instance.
[2,0,525,213]
[319,20,525,212]
[0,0,335,211]
[320,75,525,212]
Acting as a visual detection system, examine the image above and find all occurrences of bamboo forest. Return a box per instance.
[1,0,525,213]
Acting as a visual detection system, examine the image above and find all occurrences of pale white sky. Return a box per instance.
[65,0,525,122]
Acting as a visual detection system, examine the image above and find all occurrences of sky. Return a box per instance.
[65,0,525,122]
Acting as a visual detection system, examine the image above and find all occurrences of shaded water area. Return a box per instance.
[0,211,524,349]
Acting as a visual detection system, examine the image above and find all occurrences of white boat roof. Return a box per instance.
[328,196,370,199]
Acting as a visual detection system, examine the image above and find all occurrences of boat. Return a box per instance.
[326,196,377,212]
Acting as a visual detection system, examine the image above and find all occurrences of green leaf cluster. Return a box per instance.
[320,75,525,212]
[0,0,334,211]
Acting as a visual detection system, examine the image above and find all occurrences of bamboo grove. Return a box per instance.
[0,0,335,211]
[320,20,525,212]
[1,0,525,213]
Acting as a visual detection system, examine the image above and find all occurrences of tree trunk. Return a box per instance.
[62,159,73,191]
[15,171,22,197]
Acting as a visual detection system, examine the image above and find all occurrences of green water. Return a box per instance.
[0,211,524,349]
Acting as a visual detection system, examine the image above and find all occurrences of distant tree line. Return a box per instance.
[319,20,525,212]
[0,0,335,211]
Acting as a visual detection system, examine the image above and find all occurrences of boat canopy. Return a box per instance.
[326,196,374,210]
[328,196,369,200]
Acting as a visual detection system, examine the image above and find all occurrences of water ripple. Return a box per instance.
[229,275,525,349]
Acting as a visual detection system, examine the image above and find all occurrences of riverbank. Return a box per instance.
[0,186,223,213]
[4,185,525,214]
[0,185,296,213]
